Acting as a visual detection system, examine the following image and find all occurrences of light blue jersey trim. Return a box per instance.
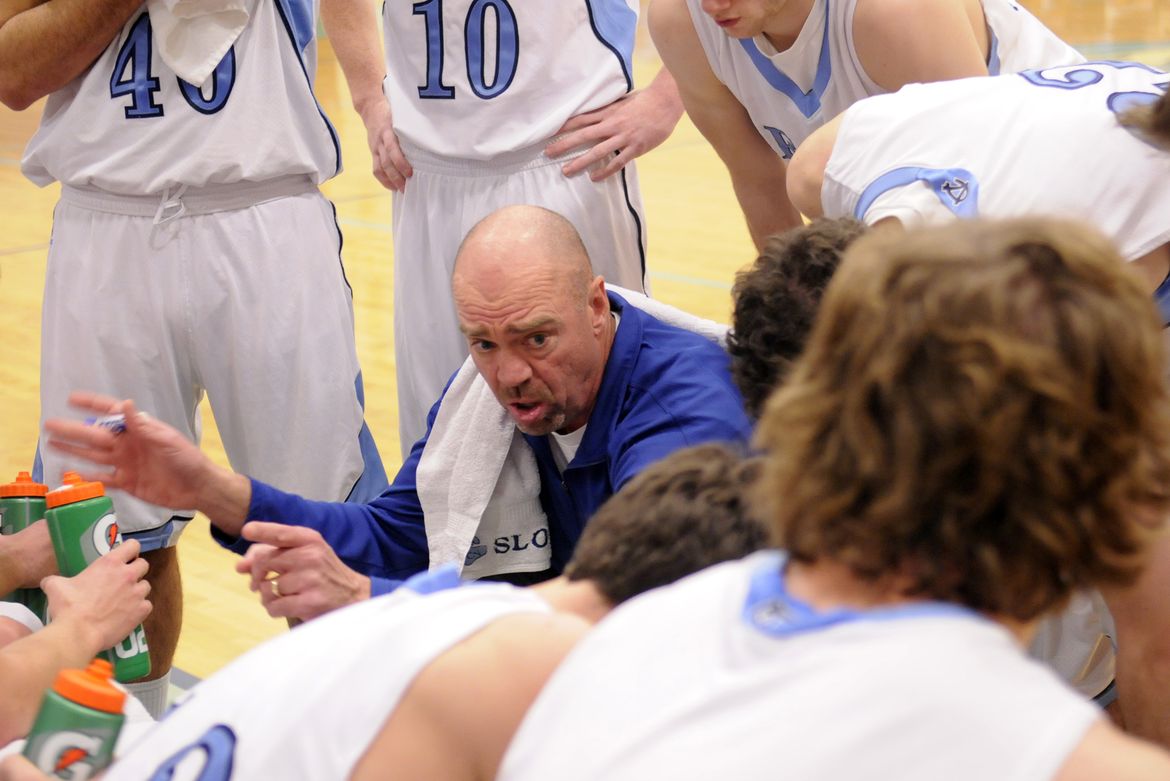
[274,0,343,178]
[986,28,1001,75]
[742,551,976,638]
[854,166,980,221]
[346,371,391,503]
[401,563,466,595]
[1154,271,1170,326]
[736,0,832,119]
[585,0,637,91]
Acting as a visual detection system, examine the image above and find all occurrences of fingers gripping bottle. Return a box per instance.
[22,658,125,780]
[45,473,150,682]
[0,471,50,623]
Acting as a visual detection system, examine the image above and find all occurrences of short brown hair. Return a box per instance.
[757,217,1170,620]
[565,444,768,605]
[728,218,866,417]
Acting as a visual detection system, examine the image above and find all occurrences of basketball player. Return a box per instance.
[727,217,865,418]
[784,63,1170,744]
[648,0,1083,245]
[321,0,684,451]
[0,443,766,780]
[787,61,1170,300]
[499,218,1170,780]
[0,0,390,716]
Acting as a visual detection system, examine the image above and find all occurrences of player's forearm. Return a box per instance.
[319,0,386,117]
[641,66,684,126]
[731,173,804,250]
[0,618,103,745]
[0,0,142,110]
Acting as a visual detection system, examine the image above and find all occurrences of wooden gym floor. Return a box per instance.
[0,1,1168,680]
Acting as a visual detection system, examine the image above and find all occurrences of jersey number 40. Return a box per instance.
[110,14,236,119]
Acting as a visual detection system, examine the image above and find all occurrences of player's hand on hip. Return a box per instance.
[44,392,210,512]
[361,98,413,192]
[548,84,683,182]
[43,539,152,652]
[241,522,372,622]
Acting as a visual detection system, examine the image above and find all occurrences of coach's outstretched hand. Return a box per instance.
[236,522,371,622]
[43,392,252,536]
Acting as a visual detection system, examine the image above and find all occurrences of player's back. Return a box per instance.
[383,0,637,159]
[103,577,550,779]
[22,0,340,194]
[499,551,1100,781]
[823,61,1170,261]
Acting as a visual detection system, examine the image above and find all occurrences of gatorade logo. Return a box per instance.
[114,625,149,659]
[91,513,121,555]
[32,731,102,780]
[79,513,122,563]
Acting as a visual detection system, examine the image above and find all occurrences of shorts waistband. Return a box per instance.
[60,175,319,218]
[399,135,590,178]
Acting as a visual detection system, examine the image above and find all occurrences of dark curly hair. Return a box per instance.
[1120,87,1170,151]
[728,218,866,417]
[565,443,768,606]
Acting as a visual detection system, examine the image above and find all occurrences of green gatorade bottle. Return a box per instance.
[22,658,126,778]
[45,472,151,682]
[0,472,49,623]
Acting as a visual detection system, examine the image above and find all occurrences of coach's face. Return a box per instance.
[453,244,613,437]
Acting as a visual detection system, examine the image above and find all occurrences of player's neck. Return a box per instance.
[531,577,612,624]
[787,560,1039,646]
[761,0,816,52]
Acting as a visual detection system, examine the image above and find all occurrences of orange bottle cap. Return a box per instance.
[44,471,106,509]
[52,659,126,714]
[0,471,48,498]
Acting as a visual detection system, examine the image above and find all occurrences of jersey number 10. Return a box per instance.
[413,0,519,100]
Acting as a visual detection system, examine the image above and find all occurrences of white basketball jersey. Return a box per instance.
[685,0,1083,158]
[500,552,1100,781]
[22,0,340,194]
[822,62,1170,262]
[383,0,637,159]
[104,576,550,780]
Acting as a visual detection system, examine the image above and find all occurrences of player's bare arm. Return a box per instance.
[786,114,846,219]
[0,0,144,110]
[44,392,253,537]
[0,541,150,745]
[350,611,590,781]
[548,66,685,182]
[851,0,989,92]
[320,0,412,192]
[1103,531,1170,747]
[0,521,54,595]
[649,0,802,248]
[1055,721,1170,781]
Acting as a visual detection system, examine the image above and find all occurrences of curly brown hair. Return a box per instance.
[565,443,768,606]
[756,217,1170,620]
[728,219,866,418]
